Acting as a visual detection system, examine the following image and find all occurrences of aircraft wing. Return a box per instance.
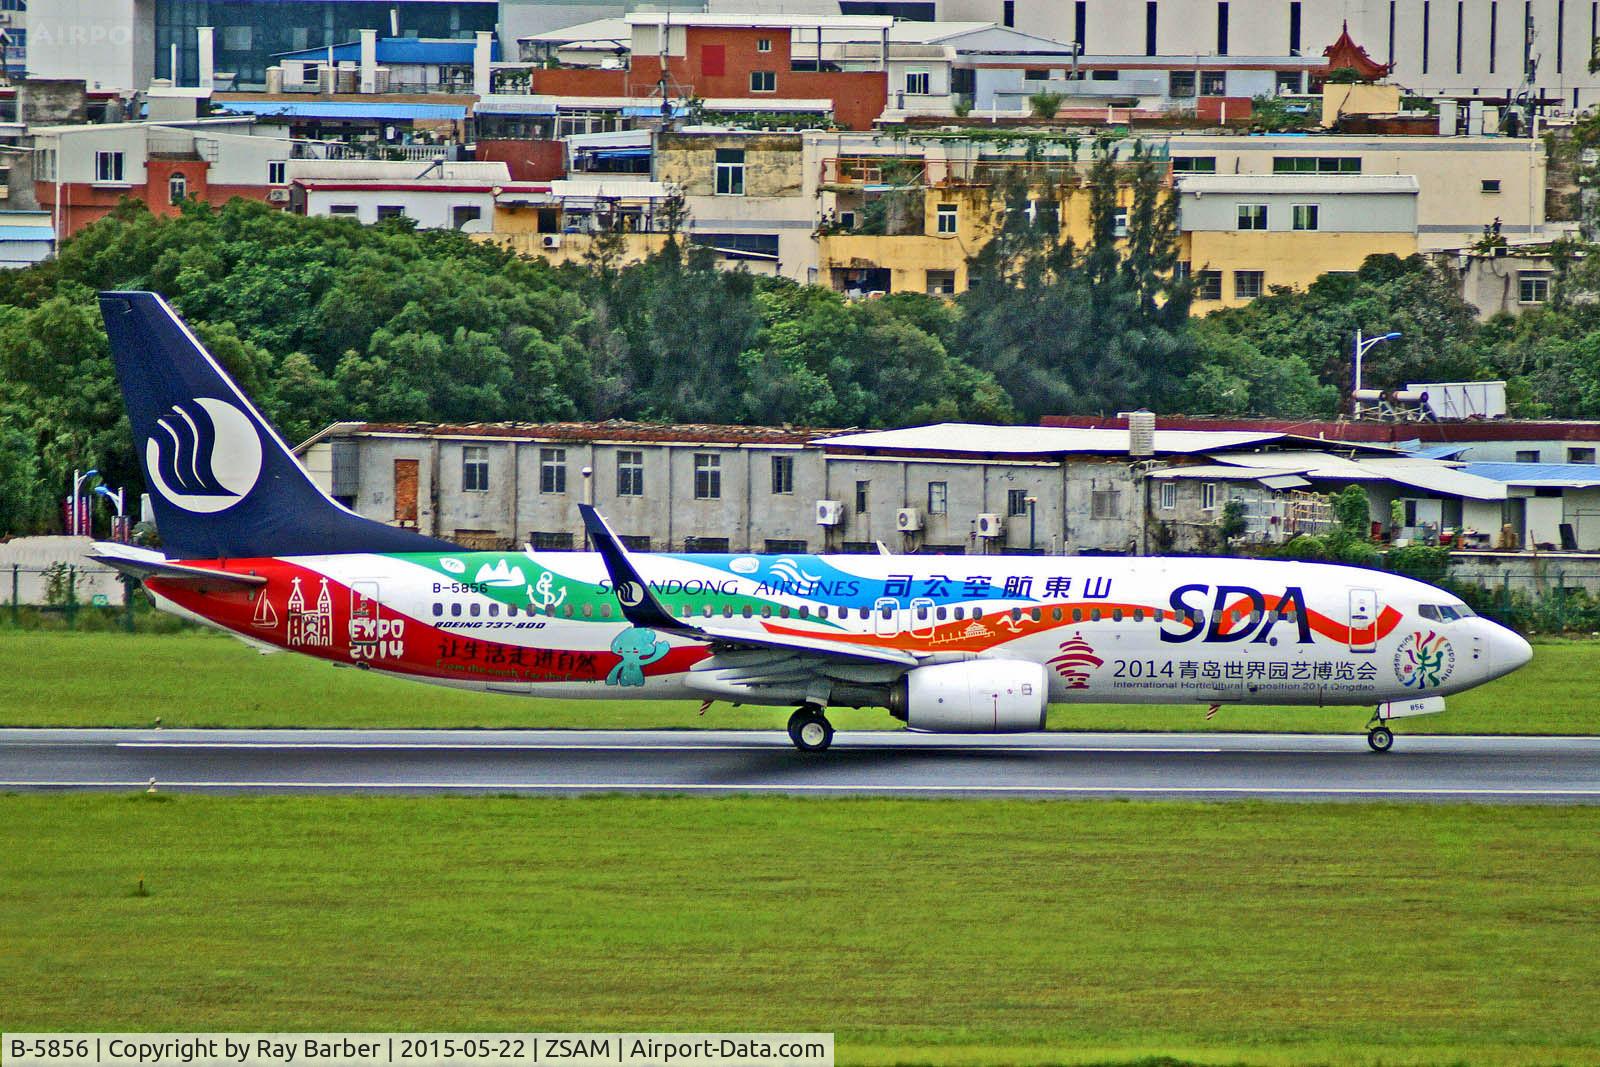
[578,505,918,668]
[89,541,268,590]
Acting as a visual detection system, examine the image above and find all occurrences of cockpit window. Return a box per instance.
[1420,603,1475,622]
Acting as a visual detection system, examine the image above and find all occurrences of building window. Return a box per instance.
[451,205,482,230]
[1172,155,1216,172]
[750,70,776,92]
[1216,0,1229,54]
[1234,270,1265,299]
[855,479,870,516]
[757,37,772,51]
[1160,481,1177,509]
[1200,70,1228,95]
[1237,204,1267,230]
[1024,68,1049,80]
[765,538,808,553]
[329,205,358,216]
[1091,489,1121,519]
[1112,208,1128,237]
[1004,0,1016,27]
[1482,178,1503,193]
[1146,0,1159,54]
[1195,270,1223,301]
[928,481,948,515]
[715,148,746,195]
[617,450,644,496]
[462,446,489,493]
[539,448,566,494]
[376,205,406,220]
[94,151,124,183]
[1169,70,1196,98]
[771,454,794,495]
[168,172,187,205]
[1515,449,1539,462]
[906,70,930,95]
[936,203,958,234]
[695,453,722,499]
[926,269,956,295]
[1202,482,1217,511]
[1007,489,1029,517]
[1519,272,1550,303]
[531,531,574,551]
[1273,156,1361,173]
[268,160,286,185]
[1292,203,1320,230]
[1569,447,1597,463]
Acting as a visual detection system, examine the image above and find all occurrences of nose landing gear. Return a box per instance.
[787,705,834,753]
[1367,724,1395,753]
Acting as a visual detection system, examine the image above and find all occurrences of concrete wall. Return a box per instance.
[0,537,126,606]
[303,187,497,231]
[26,0,154,92]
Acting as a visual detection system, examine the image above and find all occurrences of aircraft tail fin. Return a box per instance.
[98,291,455,560]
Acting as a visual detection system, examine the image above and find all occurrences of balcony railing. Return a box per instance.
[820,155,1171,189]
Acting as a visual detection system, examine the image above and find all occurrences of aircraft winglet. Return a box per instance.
[578,504,681,631]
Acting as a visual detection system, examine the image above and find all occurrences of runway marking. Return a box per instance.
[4,780,1600,797]
[110,742,1227,754]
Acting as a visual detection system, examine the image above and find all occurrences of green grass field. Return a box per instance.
[0,630,1592,733]
[2,794,1597,1065]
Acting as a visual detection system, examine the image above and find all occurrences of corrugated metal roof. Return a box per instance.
[1461,462,1600,487]
[817,424,1288,456]
[1211,451,1506,500]
[350,420,825,445]
[274,37,495,65]
[218,100,468,120]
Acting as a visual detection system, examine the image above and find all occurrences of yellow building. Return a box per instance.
[1174,173,1420,309]
[817,155,1143,297]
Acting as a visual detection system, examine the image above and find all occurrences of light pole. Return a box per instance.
[71,468,98,536]
[1352,330,1401,417]
[95,483,127,542]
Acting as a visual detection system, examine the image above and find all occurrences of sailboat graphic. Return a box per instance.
[251,591,279,629]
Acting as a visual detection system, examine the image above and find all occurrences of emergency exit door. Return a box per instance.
[1348,588,1378,652]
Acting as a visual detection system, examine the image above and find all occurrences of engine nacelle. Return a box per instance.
[889,660,1048,733]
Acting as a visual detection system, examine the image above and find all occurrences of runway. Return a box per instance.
[3,728,1600,801]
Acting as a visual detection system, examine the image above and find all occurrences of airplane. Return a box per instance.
[90,290,1532,753]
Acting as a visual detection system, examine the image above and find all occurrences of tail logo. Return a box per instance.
[144,397,263,514]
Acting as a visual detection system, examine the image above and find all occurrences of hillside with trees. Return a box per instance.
[4,158,1600,536]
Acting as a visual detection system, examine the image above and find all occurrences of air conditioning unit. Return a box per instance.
[816,499,845,526]
[541,234,562,249]
[267,188,290,203]
[976,513,1005,538]
[896,507,922,532]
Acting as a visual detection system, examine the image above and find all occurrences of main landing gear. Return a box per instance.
[787,705,834,753]
[1367,723,1395,753]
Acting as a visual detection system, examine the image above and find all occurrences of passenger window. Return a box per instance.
[488,603,499,617]
[880,606,892,619]
[1031,607,1041,622]
[470,603,481,618]
[1133,608,1144,622]
[799,606,810,619]
[703,605,713,618]
[860,607,870,620]
[583,603,594,618]
[973,607,984,620]
[1052,607,1062,622]
[917,605,929,620]
[451,603,462,617]
[954,606,964,620]
[1073,608,1084,623]
[819,606,829,619]
[723,604,734,618]
[1091,609,1102,622]
[742,605,753,618]
[432,603,442,617]
[780,606,790,619]
[760,606,772,618]
[601,604,612,618]
[936,606,947,620]
[1113,609,1124,622]
[508,604,518,617]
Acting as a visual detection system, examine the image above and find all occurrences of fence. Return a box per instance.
[2,564,140,631]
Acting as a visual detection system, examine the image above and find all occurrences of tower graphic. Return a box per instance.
[286,576,334,647]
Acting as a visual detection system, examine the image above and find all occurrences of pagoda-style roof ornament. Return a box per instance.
[1321,20,1392,80]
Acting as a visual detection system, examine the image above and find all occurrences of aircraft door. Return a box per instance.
[1348,588,1378,653]
[350,580,381,652]
[909,596,936,638]
[874,596,900,638]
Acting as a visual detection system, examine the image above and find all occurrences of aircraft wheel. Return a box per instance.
[788,707,834,753]
[1368,726,1394,753]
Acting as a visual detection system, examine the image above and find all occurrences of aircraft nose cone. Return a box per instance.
[1496,626,1533,674]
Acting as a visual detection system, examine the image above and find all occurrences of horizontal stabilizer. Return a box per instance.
[90,542,267,589]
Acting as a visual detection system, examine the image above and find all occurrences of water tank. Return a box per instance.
[265,65,283,93]
[1127,410,1156,457]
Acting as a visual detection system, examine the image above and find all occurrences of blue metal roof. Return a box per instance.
[274,36,497,64]
[0,227,53,241]
[219,100,469,121]
[1406,443,1475,460]
[1460,462,1600,485]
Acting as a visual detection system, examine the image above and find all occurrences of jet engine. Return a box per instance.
[887,660,1048,733]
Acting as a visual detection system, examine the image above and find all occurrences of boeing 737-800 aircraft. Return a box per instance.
[91,291,1531,752]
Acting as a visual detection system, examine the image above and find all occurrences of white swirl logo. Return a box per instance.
[144,398,263,514]
[617,580,645,607]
